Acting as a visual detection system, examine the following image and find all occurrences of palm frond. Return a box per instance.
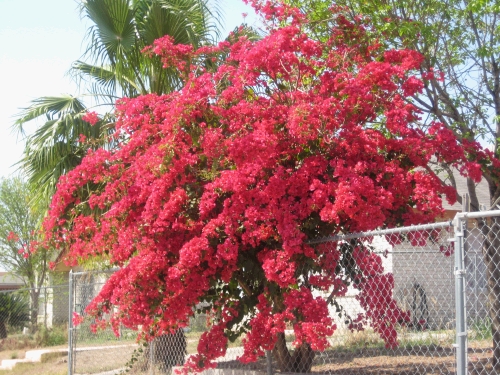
[18,113,114,209]
[82,0,137,63]
[155,0,223,45]
[13,96,87,135]
[71,61,118,94]
[71,60,143,98]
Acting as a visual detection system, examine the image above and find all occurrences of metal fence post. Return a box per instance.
[68,270,74,375]
[453,216,467,375]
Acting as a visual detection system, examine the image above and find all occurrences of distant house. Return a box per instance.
[50,259,112,327]
[0,272,24,291]
[392,170,491,328]
[38,258,80,327]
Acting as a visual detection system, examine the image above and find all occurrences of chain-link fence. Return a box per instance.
[69,269,230,374]
[304,221,458,375]
[68,270,135,375]
[463,214,500,375]
[0,283,70,350]
[68,211,500,375]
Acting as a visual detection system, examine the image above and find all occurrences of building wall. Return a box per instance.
[464,227,490,322]
[36,273,71,327]
[52,273,70,325]
[316,225,489,334]
[393,243,455,330]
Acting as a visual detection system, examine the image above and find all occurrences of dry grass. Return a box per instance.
[0,337,37,352]
[75,345,138,374]
[0,353,68,375]
[340,329,384,349]
[0,350,28,363]
[0,345,67,362]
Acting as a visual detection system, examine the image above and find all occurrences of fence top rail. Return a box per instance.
[71,268,119,277]
[455,209,500,221]
[308,220,453,245]
[0,284,70,294]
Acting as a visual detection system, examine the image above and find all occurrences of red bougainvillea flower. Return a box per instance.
[82,111,99,125]
[43,1,473,371]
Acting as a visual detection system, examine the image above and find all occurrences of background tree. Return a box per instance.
[283,0,499,203]
[14,0,223,209]
[43,3,475,372]
[0,177,48,332]
[283,0,500,370]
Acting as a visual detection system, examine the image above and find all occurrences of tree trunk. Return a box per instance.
[479,217,500,373]
[29,289,39,334]
[144,329,187,371]
[273,332,315,373]
[0,320,7,339]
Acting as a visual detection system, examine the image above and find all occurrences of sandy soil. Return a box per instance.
[311,346,494,375]
[217,343,495,375]
[69,340,497,374]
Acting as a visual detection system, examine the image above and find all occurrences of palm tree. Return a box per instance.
[75,0,222,98]
[0,292,30,339]
[14,0,223,208]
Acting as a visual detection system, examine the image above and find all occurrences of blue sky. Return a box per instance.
[0,0,257,178]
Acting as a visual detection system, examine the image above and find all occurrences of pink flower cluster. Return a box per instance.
[6,231,18,242]
[350,246,411,349]
[82,111,99,125]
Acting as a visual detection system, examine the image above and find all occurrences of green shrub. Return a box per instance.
[469,318,492,340]
[0,335,37,351]
[35,325,68,347]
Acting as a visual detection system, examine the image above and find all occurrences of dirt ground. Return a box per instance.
[74,344,137,374]
[1,341,494,375]
[311,346,494,375]
[218,343,495,375]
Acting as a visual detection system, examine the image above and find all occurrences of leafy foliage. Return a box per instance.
[285,0,500,208]
[0,177,50,332]
[0,178,48,288]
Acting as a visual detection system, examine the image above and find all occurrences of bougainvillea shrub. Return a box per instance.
[44,1,478,372]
